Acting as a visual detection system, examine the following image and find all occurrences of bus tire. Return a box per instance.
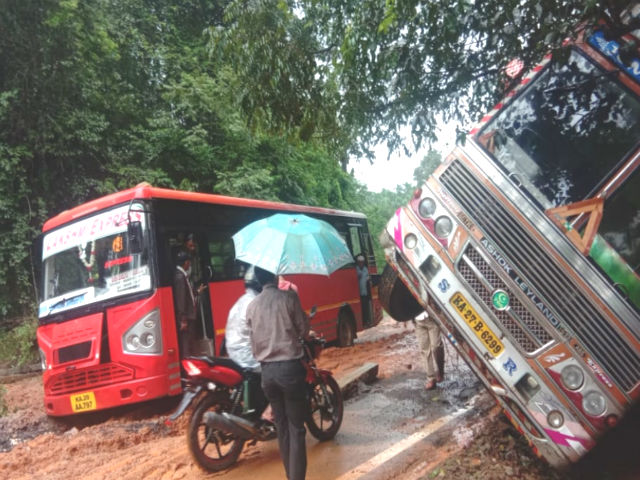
[337,311,355,347]
[378,263,423,322]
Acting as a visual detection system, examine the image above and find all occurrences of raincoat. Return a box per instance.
[225,287,260,370]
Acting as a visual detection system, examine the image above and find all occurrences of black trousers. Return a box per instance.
[261,359,307,480]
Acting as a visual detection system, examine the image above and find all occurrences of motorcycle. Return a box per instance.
[166,308,344,472]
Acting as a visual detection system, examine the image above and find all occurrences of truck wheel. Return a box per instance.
[378,264,423,322]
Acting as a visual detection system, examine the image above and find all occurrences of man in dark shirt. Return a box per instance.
[247,267,310,480]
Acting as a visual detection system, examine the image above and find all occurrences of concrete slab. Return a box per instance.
[337,362,379,400]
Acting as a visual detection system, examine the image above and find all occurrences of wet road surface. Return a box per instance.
[199,327,486,480]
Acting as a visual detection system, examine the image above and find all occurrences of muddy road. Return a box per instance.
[0,318,636,479]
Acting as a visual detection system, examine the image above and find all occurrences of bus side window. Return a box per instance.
[207,232,243,281]
[349,226,362,258]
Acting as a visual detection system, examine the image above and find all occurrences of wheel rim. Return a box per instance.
[196,406,237,461]
[309,383,338,431]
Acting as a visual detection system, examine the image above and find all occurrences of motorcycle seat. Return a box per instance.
[187,355,244,374]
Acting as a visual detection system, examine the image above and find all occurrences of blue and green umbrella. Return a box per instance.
[232,213,353,276]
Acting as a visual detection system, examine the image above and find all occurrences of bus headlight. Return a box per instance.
[434,216,453,238]
[39,348,47,370]
[582,391,607,417]
[560,364,584,391]
[418,197,436,218]
[123,308,162,355]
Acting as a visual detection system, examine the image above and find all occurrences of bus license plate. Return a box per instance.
[450,292,504,357]
[71,391,97,412]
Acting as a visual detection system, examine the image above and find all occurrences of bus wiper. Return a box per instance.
[48,293,85,314]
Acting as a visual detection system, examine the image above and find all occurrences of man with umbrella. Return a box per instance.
[234,213,353,480]
[246,266,310,480]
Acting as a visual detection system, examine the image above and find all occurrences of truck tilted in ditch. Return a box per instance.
[379,5,640,468]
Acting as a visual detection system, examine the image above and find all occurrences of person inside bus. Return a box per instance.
[356,254,372,327]
[225,266,272,428]
[174,250,206,357]
[247,266,310,480]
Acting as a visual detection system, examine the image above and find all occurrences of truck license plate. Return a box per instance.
[450,292,504,357]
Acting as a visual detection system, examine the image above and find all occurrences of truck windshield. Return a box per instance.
[478,48,640,209]
[39,204,151,319]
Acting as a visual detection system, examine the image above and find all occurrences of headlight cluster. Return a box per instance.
[416,196,454,239]
[123,308,162,355]
[559,363,608,418]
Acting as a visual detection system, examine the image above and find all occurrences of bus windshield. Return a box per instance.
[39,204,151,319]
[478,48,640,209]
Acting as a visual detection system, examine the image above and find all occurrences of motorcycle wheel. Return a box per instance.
[188,392,245,472]
[305,374,343,441]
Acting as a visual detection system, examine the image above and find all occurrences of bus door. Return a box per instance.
[348,223,375,328]
[167,231,215,357]
[204,229,246,355]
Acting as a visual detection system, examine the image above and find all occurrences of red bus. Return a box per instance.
[35,183,382,416]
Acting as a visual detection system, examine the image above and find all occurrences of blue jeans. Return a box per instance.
[261,359,307,480]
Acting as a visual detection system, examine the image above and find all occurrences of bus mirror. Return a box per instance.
[127,221,143,254]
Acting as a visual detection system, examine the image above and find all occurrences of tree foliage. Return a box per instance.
[0,0,357,322]
[209,1,633,157]
[0,0,632,324]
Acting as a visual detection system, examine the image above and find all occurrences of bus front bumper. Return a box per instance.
[43,373,181,417]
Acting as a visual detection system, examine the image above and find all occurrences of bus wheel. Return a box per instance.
[378,263,423,322]
[337,313,355,347]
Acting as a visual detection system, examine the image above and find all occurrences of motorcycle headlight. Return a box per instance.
[434,216,453,238]
[418,197,436,218]
[582,391,607,417]
[560,364,584,391]
[123,308,162,355]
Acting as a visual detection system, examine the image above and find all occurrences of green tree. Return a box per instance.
[413,150,443,188]
[206,0,634,157]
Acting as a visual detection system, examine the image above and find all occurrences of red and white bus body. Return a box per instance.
[380,17,640,468]
[37,185,382,416]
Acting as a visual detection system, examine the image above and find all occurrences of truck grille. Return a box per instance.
[458,245,553,353]
[46,363,134,395]
[441,160,640,392]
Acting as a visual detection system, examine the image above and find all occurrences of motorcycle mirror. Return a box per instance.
[309,305,317,318]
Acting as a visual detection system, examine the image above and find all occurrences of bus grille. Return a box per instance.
[47,363,134,395]
[441,159,640,392]
[458,245,553,353]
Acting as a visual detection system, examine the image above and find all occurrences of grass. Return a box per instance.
[0,317,39,369]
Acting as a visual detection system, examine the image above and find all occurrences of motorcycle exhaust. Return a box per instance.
[203,411,258,440]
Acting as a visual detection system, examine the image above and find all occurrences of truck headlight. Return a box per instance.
[418,197,436,218]
[582,391,606,417]
[560,364,584,391]
[404,233,418,249]
[123,308,162,355]
[434,216,453,238]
